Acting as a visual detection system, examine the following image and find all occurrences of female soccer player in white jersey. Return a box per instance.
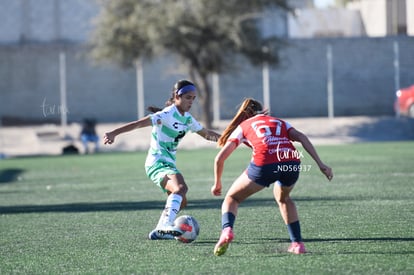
[211,98,333,255]
[103,80,221,240]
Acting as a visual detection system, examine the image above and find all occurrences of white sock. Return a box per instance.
[156,194,183,228]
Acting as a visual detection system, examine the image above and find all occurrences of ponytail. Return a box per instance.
[147,95,174,113]
[217,98,263,147]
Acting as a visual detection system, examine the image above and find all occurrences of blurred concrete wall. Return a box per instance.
[1,0,414,124]
[219,36,414,118]
[1,36,413,125]
[0,0,97,43]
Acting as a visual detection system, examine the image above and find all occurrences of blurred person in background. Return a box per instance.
[80,118,99,154]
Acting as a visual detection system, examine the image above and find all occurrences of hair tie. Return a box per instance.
[176,85,196,95]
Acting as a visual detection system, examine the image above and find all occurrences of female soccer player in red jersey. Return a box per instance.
[211,98,333,256]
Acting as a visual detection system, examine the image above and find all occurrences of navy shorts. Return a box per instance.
[246,161,300,187]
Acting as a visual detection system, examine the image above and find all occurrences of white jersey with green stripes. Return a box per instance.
[145,104,203,167]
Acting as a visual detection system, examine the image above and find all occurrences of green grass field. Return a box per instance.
[1,142,413,274]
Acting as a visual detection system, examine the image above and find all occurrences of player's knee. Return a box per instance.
[226,194,243,205]
[166,180,188,195]
[172,184,187,196]
[276,196,291,205]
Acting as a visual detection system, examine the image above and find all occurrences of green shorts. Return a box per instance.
[145,161,181,192]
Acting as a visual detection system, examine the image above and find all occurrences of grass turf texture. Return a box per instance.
[0,141,413,274]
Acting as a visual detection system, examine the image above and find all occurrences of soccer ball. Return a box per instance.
[174,215,200,243]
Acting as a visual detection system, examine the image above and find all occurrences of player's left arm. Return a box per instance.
[196,128,221,142]
[288,128,333,181]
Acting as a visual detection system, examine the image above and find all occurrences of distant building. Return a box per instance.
[288,0,315,9]
[0,0,315,44]
[0,0,98,44]
[288,8,366,38]
[1,0,412,45]
[0,0,413,124]
[287,0,413,38]
[347,0,414,37]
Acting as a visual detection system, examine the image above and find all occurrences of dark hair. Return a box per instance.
[218,98,263,147]
[147,79,195,113]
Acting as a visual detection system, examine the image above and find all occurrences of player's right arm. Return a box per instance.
[211,141,238,196]
[103,115,152,145]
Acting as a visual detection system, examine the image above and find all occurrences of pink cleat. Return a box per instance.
[288,242,306,254]
[213,227,234,256]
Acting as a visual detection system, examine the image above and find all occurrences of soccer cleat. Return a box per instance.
[287,242,306,254]
[148,229,175,240]
[213,227,234,256]
[157,223,184,237]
